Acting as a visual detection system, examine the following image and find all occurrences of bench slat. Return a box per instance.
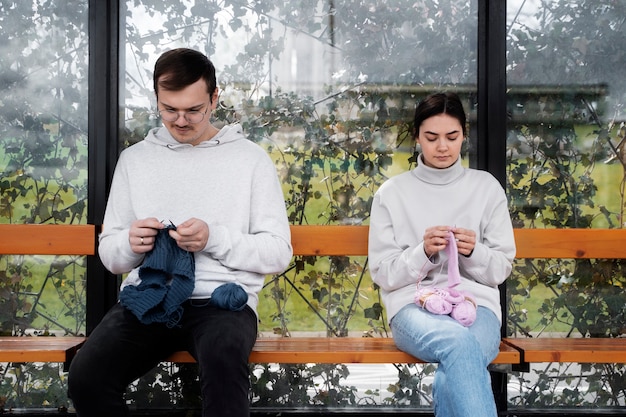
[290,225,369,256]
[513,228,626,259]
[504,337,626,363]
[0,337,86,363]
[167,338,520,364]
[0,224,96,256]
[290,227,626,259]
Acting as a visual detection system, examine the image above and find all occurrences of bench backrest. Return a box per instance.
[0,224,96,255]
[1,224,625,259]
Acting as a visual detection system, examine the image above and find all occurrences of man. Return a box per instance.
[68,48,293,416]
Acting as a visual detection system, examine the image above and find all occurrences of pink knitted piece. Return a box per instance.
[445,230,461,287]
[414,230,477,326]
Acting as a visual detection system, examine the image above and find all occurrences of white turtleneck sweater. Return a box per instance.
[98,124,293,315]
[368,156,516,323]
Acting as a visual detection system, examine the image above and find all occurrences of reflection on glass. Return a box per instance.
[506,0,626,410]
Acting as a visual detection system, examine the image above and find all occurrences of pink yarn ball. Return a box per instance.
[450,299,476,327]
[415,288,453,315]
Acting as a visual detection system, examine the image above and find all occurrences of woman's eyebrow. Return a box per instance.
[424,129,460,136]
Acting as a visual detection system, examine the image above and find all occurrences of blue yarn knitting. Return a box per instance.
[119,225,195,327]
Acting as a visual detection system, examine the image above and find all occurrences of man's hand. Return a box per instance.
[169,218,209,252]
[129,217,164,254]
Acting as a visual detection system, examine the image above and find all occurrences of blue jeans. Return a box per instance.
[68,301,258,417]
[391,304,500,417]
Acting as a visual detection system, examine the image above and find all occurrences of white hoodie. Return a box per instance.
[98,124,293,315]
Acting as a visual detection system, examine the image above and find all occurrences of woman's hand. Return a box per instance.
[451,227,476,257]
[423,226,476,258]
[423,226,452,258]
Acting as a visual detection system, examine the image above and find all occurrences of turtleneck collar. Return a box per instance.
[411,154,465,185]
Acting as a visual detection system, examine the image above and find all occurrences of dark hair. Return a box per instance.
[413,92,467,138]
[153,48,217,99]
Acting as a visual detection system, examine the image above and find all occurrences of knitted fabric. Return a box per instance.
[415,230,477,326]
[119,226,195,327]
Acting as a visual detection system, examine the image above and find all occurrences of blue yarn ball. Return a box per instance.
[210,283,248,311]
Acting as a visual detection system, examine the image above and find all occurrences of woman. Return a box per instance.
[368,92,515,416]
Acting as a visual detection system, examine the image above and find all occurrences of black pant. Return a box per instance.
[68,301,258,417]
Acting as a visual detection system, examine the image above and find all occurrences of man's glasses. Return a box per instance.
[158,105,209,124]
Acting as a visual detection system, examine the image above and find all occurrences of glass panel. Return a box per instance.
[506,0,625,229]
[0,0,89,409]
[0,2,89,224]
[506,0,626,410]
[121,0,477,410]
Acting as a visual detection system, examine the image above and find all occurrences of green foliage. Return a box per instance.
[381,363,436,407]
[509,363,626,408]
[0,255,86,337]
[0,362,71,410]
[251,363,360,407]
[126,363,202,409]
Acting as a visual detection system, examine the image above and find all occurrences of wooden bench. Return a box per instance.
[504,228,626,370]
[0,336,86,364]
[1,224,625,369]
[0,224,96,369]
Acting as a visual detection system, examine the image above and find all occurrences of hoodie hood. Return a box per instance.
[144,123,246,149]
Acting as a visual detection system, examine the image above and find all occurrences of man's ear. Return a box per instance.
[210,88,219,107]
